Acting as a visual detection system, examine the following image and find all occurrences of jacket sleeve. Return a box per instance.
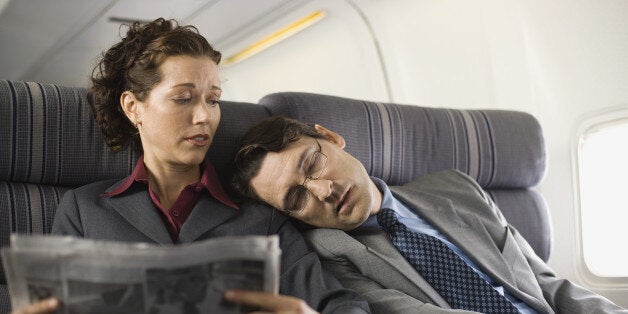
[509,225,628,313]
[456,170,628,314]
[271,216,371,314]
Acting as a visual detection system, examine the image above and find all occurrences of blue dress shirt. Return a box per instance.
[361,177,537,314]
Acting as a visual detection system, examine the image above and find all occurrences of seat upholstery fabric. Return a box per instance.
[0,81,551,312]
[260,92,551,262]
[0,80,269,313]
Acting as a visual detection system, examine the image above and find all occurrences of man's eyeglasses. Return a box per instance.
[284,138,328,214]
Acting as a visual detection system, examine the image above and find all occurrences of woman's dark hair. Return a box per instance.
[88,17,221,152]
[231,116,325,202]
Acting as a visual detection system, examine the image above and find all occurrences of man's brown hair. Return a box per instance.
[231,116,324,202]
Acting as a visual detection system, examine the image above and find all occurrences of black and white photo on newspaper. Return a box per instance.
[1,234,280,314]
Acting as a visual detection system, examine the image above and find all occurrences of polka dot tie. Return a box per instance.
[377,208,520,313]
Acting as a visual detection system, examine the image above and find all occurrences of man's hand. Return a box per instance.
[11,298,59,314]
[224,290,318,314]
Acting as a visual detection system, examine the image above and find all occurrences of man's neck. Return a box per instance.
[367,177,386,216]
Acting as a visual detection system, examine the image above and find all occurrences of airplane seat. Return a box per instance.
[260,92,552,263]
[0,80,268,312]
[0,80,551,312]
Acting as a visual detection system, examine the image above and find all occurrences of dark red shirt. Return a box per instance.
[104,156,238,242]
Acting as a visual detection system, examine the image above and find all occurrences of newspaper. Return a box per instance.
[1,234,280,314]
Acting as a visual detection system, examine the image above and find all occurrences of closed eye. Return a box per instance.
[285,187,301,212]
[304,162,315,177]
[306,152,325,177]
[173,97,192,104]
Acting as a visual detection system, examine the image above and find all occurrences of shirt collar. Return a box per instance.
[370,176,420,220]
[103,155,238,210]
[103,156,147,197]
[201,159,239,210]
[356,177,394,229]
[371,176,396,211]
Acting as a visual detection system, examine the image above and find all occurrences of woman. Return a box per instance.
[12,18,368,314]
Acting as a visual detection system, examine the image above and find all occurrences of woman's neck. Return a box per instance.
[143,157,201,210]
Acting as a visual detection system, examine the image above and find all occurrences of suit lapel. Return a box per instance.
[177,194,238,243]
[352,228,452,307]
[104,186,173,245]
[390,186,516,288]
[103,178,238,245]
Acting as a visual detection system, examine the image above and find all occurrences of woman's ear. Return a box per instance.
[120,91,141,125]
[314,124,346,149]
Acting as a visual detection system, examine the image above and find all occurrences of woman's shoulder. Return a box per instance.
[237,200,281,217]
[235,201,291,230]
[63,178,127,199]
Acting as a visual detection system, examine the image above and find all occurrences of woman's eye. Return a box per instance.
[173,98,192,104]
[208,99,221,107]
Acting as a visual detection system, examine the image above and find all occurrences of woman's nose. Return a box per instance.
[193,102,212,124]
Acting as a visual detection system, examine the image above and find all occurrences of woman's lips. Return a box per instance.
[186,134,210,147]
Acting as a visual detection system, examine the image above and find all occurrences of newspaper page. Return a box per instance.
[1,234,280,314]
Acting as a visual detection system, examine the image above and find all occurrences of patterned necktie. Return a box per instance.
[377,208,520,313]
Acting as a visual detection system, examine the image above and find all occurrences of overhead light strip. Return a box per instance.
[108,17,153,24]
[222,10,326,66]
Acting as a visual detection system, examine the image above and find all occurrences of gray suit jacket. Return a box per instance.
[305,170,627,314]
[51,178,369,314]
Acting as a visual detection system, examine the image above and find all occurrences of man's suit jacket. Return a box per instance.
[305,170,627,314]
[51,178,369,314]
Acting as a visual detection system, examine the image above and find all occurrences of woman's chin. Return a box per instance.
[176,152,208,166]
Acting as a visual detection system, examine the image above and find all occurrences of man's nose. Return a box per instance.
[305,178,333,201]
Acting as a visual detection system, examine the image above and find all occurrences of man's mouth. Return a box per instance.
[336,188,351,214]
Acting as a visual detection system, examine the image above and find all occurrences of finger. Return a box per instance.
[12,298,59,314]
[224,290,307,311]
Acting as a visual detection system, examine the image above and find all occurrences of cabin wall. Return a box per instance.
[1,0,626,307]
[518,0,628,305]
[363,0,628,306]
[220,0,628,307]
[212,0,390,102]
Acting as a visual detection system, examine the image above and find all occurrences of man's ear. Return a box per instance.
[314,124,346,149]
[120,91,141,125]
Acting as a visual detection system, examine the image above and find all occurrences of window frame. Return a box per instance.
[572,105,628,288]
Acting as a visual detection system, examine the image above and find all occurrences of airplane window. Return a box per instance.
[577,119,628,277]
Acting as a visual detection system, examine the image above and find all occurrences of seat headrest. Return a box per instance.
[260,92,546,189]
[0,81,268,187]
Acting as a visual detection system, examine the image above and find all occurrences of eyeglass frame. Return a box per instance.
[284,138,328,215]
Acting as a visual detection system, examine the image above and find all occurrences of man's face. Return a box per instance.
[250,131,382,230]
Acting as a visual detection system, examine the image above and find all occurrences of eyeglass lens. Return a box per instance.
[286,149,327,213]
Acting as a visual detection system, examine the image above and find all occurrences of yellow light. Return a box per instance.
[222,10,326,66]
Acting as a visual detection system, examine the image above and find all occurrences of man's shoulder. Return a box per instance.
[303,228,357,251]
[304,226,390,255]
[388,169,491,215]
[304,228,352,243]
[391,169,479,194]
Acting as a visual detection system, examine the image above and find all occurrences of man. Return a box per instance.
[231,116,627,314]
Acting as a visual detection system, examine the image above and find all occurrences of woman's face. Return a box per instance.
[124,55,222,170]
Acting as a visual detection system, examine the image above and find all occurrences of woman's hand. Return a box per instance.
[224,290,318,314]
[10,298,59,314]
